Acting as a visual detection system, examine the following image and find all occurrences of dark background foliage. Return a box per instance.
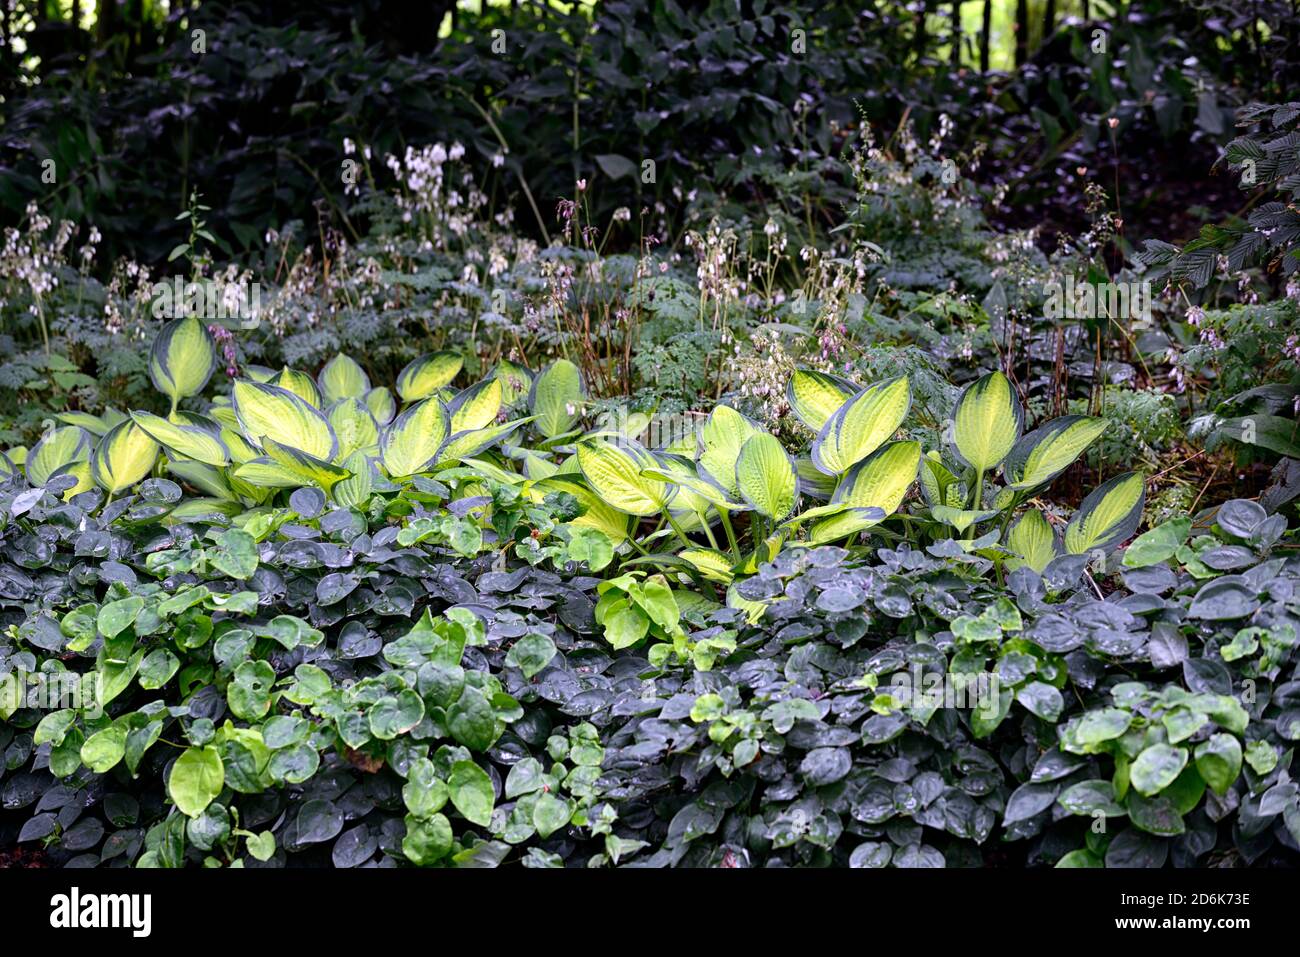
[4,0,1299,268]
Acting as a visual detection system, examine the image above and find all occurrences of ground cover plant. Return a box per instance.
[2,0,1300,875]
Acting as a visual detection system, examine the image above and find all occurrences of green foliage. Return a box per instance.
[3,1,1299,873]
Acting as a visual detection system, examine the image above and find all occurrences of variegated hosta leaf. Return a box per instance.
[0,450,15,481]
[219,428,260,466]
[261,437,351,493]
[150,317,217,406]
[727,582,774,624]
[130,411,230,467]
[396,351,464,403]
[270,366,324,408]
[459,456,527,487]
[365,386,396,425]
[493,360,533,407]
[318,353,370,404]
[575,440,668,517]
[786,368,859,432]
[232,379,338,460]
[697,405,761,497]
[25,426,93,486]
[327,398,380,459]
[208,403,239,431]
[780,502,851,528]
[529,359,584,438]
[55,410,121,437]
[333,451,375,508]
[660,429,698,456]
[795,457,838,500]
[808,506,889,544]
[951,370,1022,472]
[1064,471,1146,556]
[167,460,237,501]
[811,375,911,476]
[171,409,223,431]
[51,461,94,500]
[678,548,735,584]
[832,440,921,517]
[1004,415,1109,490]
[533,475,632,543]
[165,498,243,524]
[244,364,277,383]
[91,420,160,495]
[521,451,559,481]
[1006,509,1061,573]
[641,452,740,514]
[736,433,798,521]
[232,458,307,489]
[380,397,449,478]
[449,378,504,432]
[434,419,529,466]
[591,409,654,444]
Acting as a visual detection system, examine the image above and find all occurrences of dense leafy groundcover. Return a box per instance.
[1,335,1299,869]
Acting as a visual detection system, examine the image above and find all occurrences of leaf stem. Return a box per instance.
[717,508,740,559]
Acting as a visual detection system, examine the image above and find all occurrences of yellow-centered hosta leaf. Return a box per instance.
[832,440,921,517]
[1064,471,1146,556]
[333,451,375,508]
[130,411,230,467]
[318,353,370,404]
[951,370,1022,472]
[167,460,237,501]
[261,437,351,492]
[576,440,667,516]
[1004,415,1109,490]
[270,366,324,408]
[165,498,243,523]
[396,351,464,403]
[795,457,838,500]
[380,397,449,477]
[697,405,760,497]
[232,379,337,460]
[786,368,858,432]
[435,419,529,466]
[678,548,735,584]
[149,317,217,406]
[493,360,533,407]
[233,458,307,489]
[91,420,160,495]
[365,386,396,425]
[1006,509,1061,573]
[735,433,798,521]
[811,376,911,475]
[809,506,889,544]
[327,398,380,459]
[641,454,739,513]
[25,426,93,486]
[529,359,583,438]
[449,378,503,432]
